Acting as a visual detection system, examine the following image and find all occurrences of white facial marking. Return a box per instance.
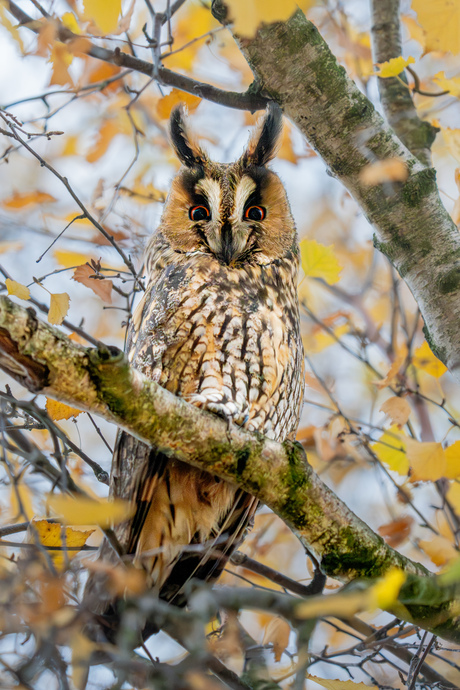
[232,176,257,222]
[196,178,222,220]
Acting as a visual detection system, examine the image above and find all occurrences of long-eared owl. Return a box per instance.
[90,104,304,634]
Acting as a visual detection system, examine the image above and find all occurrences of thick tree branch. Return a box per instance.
[3,296,460,644]
[211,5,460,382]
[5,0,268,112]
[370,0,437,166]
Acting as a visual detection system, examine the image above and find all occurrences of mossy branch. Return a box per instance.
[3,295,460,643]
[212,4,460,382]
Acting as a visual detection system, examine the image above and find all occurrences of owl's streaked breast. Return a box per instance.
[130,234,304,442]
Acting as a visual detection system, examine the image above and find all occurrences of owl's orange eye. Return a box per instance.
[244,206,265,222]
[189,205,210,221]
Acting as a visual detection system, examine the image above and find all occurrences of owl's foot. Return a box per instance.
[189,392,248,426]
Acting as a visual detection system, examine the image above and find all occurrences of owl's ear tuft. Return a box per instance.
[170,105,208,168]
[241,102,283,167]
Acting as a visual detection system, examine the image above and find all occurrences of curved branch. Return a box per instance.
[370,0,437,166]
[211,4,460,382]
[3,295,460,644]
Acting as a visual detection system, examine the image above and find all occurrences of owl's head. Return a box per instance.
[159,104,296,266]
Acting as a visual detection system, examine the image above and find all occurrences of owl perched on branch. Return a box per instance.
[87,103,304,639]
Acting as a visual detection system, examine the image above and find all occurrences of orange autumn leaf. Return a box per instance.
[378,515,413,548]
[49,42,74,86]
[360,158,408,185]
[262,617,291,662]
[379,397,411,426]
[87,61,122,93]
[86,120,121,163]
[72,264,113,303]
[2,191,56,209]
[373,351,406,389]
[157,89,201,120]
[46,398,82,421]
[418,536,459,567]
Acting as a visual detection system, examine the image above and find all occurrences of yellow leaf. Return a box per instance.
[157,89,202,120]
[226,0,311,37]
[10,483,34,521]
[48,495,134,527]
[302,323,349,354]
[308,678,377,690]
[61,12,80,34]
[83,0,122,34]
[371,426,409,475]
[412,341,447,378]
[262,617,291,662]
[368,568,406,610]
[2,190,56,209]
[161,4,218,72]
[375,55,415,77]
[442,127,460,163]
[54,249,93,268]
[412,0,460,54]
[300,239,343,285]
[30,519,94,570]
[360,158,408,185]
[379,397,411,426]
[432,71,460,98]
[401,15,426,49]
[445,441,460,479]
[447,480,460,514]
[46,398,82,421]
[406,439,446,482]
[419,536,459,566]
[5,278,30,301]
[48,292,70,325]
[86,120,121,163]
[49,42,74,86]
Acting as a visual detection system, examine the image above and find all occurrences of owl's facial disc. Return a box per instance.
[190,175,263,266]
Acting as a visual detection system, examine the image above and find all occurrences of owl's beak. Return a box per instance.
[219,220,236,265]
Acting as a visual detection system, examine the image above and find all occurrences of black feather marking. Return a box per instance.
[170,105,208,168]
[241,102,283,167]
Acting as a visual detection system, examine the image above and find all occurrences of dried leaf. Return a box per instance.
[300,239,343,285]
[46,398,82,421]
[48,292,70,325]
[70,632,97,690]
[5,278,30,301]
[378,516,413,547]
[360,158,408,185]
[379,397,411,426]
[262,617,291,662]
[48,495,134,527]
[372,351,406,389]
[72,264,113,303]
